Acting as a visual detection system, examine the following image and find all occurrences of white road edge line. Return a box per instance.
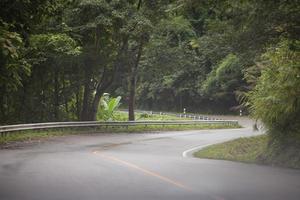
[182,144,213,158]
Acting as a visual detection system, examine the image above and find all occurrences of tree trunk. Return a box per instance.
[128,69,136,121]
[128,0,144,121]
[62,69,69,113]
[40,69,46,121]
[80,59,93,121]
[75,83,81,120]
[0,87,5,123]
[19,80,27,122]
[128,41,144,121]
[54,66,59,121]
[89,90,102,121]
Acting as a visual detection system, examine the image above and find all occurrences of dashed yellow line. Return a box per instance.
[92,151,192,191]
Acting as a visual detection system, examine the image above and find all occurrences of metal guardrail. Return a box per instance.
[0,120,238,135]
[119,109,225,120]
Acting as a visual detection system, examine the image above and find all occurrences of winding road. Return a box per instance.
[0,117,299,200]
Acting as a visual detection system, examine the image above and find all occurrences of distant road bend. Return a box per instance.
[0,117,300,200]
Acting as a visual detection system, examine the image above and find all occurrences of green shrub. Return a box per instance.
[247,39,300,142]
[139,113,151,118]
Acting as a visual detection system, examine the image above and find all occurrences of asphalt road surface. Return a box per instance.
[0,117,300,200]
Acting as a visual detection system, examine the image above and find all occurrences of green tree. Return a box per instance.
[201,54,244,103]
[29,33,81,120]
[66,0,135,121]
[0,0,67,123]
[135,15,201,111]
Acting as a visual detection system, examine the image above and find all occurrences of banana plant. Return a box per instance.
[98,93,122,121]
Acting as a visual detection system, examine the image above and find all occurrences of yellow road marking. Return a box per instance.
[93,151,192,191]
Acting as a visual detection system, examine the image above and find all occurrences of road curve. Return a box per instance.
[0,117,299,200]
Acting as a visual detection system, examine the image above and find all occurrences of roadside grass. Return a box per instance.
[0,123,240,146]
[194,135,268,163]
[0,129,71,145]
[194,135,300,169]
[112,111,191,121]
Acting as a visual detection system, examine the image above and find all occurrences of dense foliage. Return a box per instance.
[0,0,299,145]
[247,39,300,141]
